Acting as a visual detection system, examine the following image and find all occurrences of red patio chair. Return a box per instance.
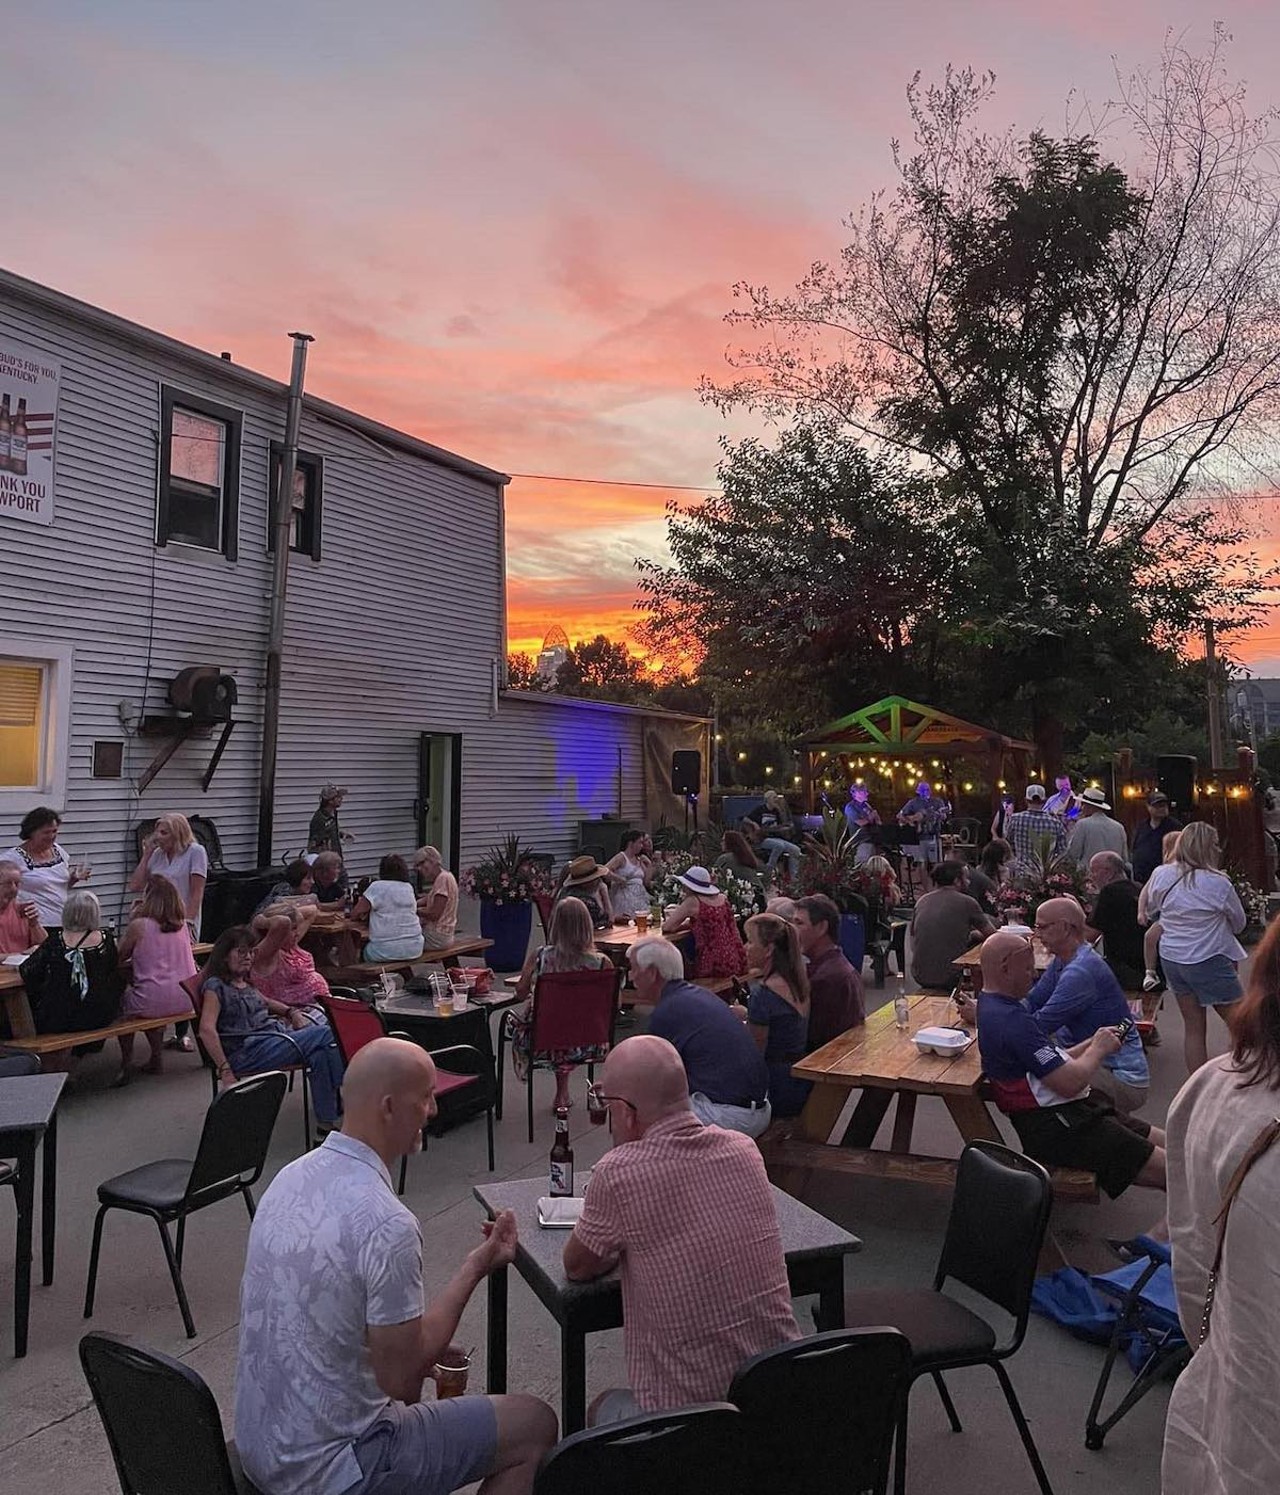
[496,965,623,1142]
[318,992,496,1187]
[534,892,556,942]
[182,974,315,1153]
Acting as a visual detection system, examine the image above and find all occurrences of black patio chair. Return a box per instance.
[79,1330,260,1494]
[729,1327,911,1495]
[182,974,315,1152]
[83,1071,287,1338]
[841,1140,1056,1495]
[534,1404,745,1495]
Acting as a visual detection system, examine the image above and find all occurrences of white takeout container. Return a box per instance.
[912,1025,974,1057]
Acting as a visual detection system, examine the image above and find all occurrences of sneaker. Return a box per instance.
[178,1034,194,1052]
[1142,970,1162,992]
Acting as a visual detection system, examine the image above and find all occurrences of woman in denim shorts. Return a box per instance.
[1144,822,1247,1074]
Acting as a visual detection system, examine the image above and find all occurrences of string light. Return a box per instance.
[764,766,773,776]
[737,751,747,762]
[963,781,974,791]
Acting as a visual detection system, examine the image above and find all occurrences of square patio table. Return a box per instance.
[474,1173,861,1433]
[0,1072,66,1357]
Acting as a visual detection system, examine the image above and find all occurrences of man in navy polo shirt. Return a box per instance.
[974,931,1167,1201]
[630,936,771,1138]
[1027,897,1149,1113]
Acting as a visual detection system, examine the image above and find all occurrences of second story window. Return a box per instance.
[157,387,241,558]
[268,444,323,559]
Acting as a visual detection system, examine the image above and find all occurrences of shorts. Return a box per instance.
[591,1388,642,1426]
[348,1395,498,1495]
[1011,1095,1154,1200]
[1161,955,1243,1008]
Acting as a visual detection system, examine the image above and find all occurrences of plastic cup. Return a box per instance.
[434,1351,471,1399]
[634,912,649,933]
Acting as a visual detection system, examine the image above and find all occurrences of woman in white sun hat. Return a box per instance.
[662,865,746,980]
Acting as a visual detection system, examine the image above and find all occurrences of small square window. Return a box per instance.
[157,387,241,558]
[268,445,323,559]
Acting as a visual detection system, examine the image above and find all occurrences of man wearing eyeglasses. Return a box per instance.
[1028,897,1150,1114]
[563,1035,799,1424]
[974,930,1166,1202]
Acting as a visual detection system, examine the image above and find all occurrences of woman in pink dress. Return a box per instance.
[251,903,331,1025]
[115,875,197,1084]
[661,865,746,979]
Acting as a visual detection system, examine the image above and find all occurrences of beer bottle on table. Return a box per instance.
[549,1108,574,1197]
[893,972,910,1031]
[11,398,27,477]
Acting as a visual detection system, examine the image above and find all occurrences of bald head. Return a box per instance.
[340,1037,438,1163]
[1089,851,1126,888]
[980,930,1037,1000]
[1037,896,1084,932]
[603,1035,690,1131]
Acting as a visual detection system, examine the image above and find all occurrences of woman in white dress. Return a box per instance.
[1163,915,1280,1495]
[2,807,90,927]
[605,830,653,919]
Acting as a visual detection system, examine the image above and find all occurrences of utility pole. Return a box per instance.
[1204,619,1225,771]
[257,332,314,866]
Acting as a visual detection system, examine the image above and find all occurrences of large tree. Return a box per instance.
[700,35,1279,765]
[553,634,653,704]
[639,426,965,735]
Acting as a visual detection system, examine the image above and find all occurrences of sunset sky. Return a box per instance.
[8,0,1280,667]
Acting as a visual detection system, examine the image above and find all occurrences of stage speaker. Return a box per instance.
[1156,754,1197,811]
[671,750,702,796]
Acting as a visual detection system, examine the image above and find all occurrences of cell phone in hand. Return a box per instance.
[1113,1017,1136,1042]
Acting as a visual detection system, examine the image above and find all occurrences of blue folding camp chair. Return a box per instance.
[1083,1235,1191,1450]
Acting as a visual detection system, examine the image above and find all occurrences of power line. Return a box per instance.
[508,471,718,493]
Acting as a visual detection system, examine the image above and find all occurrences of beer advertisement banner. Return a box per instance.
[0,337,59,526]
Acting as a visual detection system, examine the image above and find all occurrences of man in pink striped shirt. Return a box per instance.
[563,1035,800,1423]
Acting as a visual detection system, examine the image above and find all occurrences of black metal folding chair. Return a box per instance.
[842,1140,1056,1495]
[83,1072,287,1338]
[79,1330,261,1493]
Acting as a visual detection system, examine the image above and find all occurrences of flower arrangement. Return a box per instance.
[650,853,764,922]
[462,834,552,905]
[997,832,1090,924]
[795,808,869,913]
[1227,869,1268,932]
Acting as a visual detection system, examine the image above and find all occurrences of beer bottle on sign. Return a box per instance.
[0,393,10,472]
[549,1108,574,1197]
[10,399,27,477]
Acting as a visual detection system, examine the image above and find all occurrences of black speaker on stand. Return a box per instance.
[671,750,702,836]
[1156,755,1197,814]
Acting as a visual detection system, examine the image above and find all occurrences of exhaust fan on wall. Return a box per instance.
[168,666,238,722]
[138,666,240,794]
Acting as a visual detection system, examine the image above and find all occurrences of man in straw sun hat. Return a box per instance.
[1066,786,1129,864]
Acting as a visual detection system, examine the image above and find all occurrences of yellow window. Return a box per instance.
[0,663,44,788]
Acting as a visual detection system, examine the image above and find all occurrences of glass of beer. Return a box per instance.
[587,1081,608,1126]
[434,1349,471,1398]
[634,910,649,933]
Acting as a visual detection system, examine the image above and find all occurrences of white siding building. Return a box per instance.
[0,269,708,926]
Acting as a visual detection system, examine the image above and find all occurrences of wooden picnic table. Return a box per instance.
[0,968,34,1040]
[951,937,1051,973]
[591,923,690,954]
[790,992,1001,1155]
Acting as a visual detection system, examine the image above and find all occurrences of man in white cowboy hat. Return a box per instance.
[1066,787,1129,865]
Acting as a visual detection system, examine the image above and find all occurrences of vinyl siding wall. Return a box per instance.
[0,280,696,928]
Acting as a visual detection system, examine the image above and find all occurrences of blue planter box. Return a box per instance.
[479,899,533,971]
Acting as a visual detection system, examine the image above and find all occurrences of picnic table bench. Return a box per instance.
[759,993,1099,1212]
[4,1010,191,1059]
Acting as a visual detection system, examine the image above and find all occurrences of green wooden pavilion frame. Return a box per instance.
[798,695,1035,812]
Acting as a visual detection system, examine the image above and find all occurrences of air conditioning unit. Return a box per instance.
[168,666,238,723]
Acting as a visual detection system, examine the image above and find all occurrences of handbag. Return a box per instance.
[1198,1114,1280,1348]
